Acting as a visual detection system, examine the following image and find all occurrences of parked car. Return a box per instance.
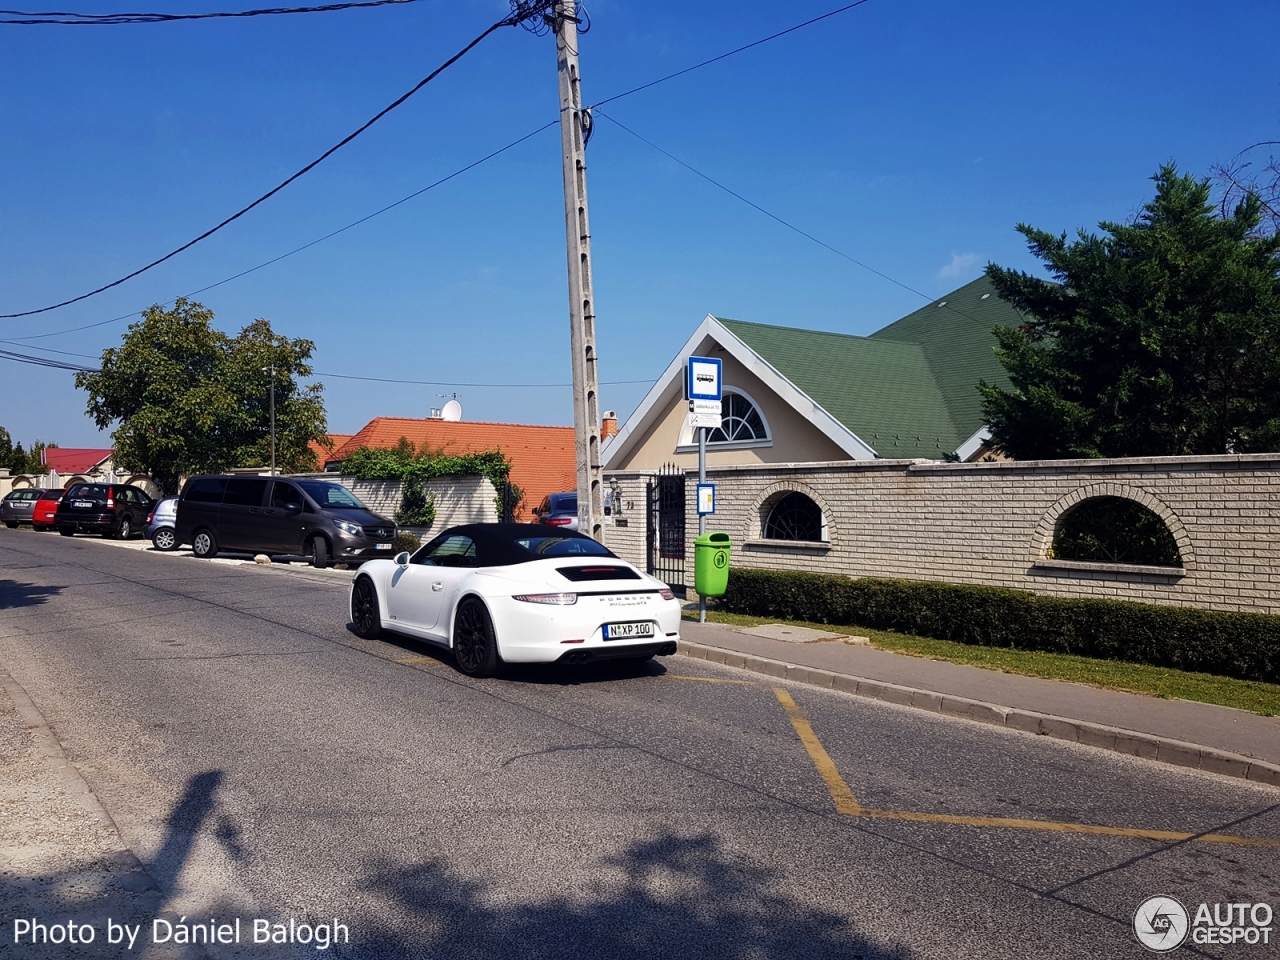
[31,488,65,531]
[146,496,179,551]
[174,475,396,567]
[348,523,679,677]
[532,491,579,530]
[2,488,43,528]
[55,483,155,539]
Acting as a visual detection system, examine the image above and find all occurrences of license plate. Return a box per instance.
[376,542,392,550]
[603,621,655,641]
[73,500,94,508]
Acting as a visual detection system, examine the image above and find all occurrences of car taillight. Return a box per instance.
[105,494,115,510]
[660,588,675,601]
[546,516,572,526]
[146,512,154,523]
[513,593,578,605]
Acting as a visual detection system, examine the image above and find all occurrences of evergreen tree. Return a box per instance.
[981,165,1280,459]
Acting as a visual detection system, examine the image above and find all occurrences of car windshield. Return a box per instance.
[297,481,368,510]
[514,535,611,557]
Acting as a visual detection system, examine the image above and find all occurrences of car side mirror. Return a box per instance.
[394,551,410,566]
[284,503,302,515]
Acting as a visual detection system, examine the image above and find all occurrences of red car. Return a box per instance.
[32,488,65,531]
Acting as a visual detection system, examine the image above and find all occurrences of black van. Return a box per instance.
[175,475,397,567]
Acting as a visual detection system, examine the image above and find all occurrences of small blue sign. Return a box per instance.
[696,482,716,515]
[687,356,723,402]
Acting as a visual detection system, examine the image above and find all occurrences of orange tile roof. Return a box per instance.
[308,434,353,466]
[329,417,576,518]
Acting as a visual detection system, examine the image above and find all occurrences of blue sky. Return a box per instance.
[1,0,1277,447]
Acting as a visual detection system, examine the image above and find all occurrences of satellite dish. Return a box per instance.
[441,399,463,422]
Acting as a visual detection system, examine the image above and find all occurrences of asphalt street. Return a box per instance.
[2,526,1278,959]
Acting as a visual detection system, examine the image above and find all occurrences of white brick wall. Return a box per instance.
[603,454,1280,614]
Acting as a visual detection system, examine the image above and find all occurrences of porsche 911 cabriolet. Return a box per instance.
[348,523,682,677]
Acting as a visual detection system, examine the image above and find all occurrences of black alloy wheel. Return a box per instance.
[152,528,177,551]
[192,529,218,559]
[350,578,383,640]
[311,536,331,569]
[453,598,499,678]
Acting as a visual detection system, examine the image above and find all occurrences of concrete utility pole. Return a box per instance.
[554,0,604,541]
[269,364,276,477]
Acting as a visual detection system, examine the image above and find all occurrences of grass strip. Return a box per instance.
[684,609,1280,717]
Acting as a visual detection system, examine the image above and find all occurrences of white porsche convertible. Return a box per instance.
[348,523,682,677]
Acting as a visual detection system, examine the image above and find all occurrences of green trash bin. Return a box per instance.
[694,532,731,597]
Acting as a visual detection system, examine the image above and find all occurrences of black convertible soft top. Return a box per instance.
[425,523,619,567]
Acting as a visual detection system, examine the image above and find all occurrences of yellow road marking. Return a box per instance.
[774,687,1280,848]
[773,687,862,815]
[665,675,755,685]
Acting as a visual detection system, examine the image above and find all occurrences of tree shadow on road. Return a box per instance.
[353,831,910,960]
[0,769,245,958]
[0,578,63,610]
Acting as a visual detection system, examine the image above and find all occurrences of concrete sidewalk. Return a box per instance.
[677,619,1280,783]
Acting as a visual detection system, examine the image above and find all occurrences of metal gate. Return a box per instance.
[646,464,687,597]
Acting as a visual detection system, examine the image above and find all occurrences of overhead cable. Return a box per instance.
[590,0,872,109]
[4,121,558,344]
[0,347,97,371]
[0,1,420,25]
[595,109,933,303]
[0,0,554,318]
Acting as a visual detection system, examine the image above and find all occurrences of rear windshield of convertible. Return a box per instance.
[434,526,619,566]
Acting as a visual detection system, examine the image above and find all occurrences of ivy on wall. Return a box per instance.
[340,439,525,522]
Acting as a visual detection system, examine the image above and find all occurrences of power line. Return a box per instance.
[0,1,421,25]
[0,1,554,319]
[590,0,873,110]
[594,109,936,304]
[0,347,96,371]
[316,372,656,388]
[0,347,658,389]
[4,121,558,344]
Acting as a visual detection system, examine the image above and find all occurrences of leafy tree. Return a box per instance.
[75,299,328,494]
[0,428,53,474]
[980,165,1280,459]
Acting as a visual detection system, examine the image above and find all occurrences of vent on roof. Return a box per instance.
[981,293,991,300]
[937,301,947,307]
[428,408,443,419]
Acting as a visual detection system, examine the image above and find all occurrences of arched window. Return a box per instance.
[764,492,825,542]
[707,391,768,444]
[1052,497,1182,567]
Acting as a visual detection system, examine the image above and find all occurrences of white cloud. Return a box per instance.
[938,252,980,280]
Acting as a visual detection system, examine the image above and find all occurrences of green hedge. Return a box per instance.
[719,567,1280,683]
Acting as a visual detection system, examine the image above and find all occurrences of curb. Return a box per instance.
[677,640,1280,789]
[0,663,161,892]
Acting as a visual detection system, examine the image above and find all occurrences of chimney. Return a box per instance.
[600,410,618,441]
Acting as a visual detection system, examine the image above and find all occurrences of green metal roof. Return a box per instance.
[716,275,1018,457]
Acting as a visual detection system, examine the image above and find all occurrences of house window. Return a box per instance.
[764,492,825,542]
[707,392,767,444]
[1052,497,1182,567]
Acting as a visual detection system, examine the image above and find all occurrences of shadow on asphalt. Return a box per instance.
[354,832,908,960]
[345,624,675,687]
[1,770,245,959]
[0,578,64,610]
